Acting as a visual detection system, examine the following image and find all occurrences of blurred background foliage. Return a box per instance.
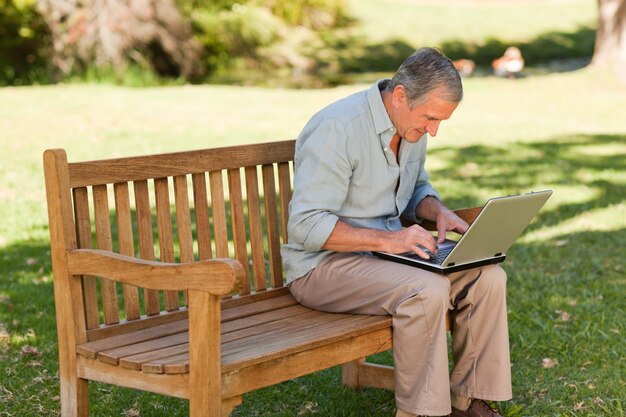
[0,0,51,85]
[0,0,598,87]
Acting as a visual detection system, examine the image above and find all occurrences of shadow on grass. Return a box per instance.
[1,133,624,416]
[309,25,595,84]
[427,133,626,227]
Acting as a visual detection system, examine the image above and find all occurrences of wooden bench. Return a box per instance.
[43,139,481,416]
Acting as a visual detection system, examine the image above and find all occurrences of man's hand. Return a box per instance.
[384,224,439,259]
[322,221,439,260]
[416,196,469,243]
[434,209,469,243]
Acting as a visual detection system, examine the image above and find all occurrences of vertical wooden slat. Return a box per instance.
[261,164,283,288]
[277,162,292,244]
[92,184,119,325]
[72,187,100,329]
[154,177,179,311]
[113,182,141,320]
[227,168,250,295]
[174,175,193,305]
[209,170,229,258]
[133,180,160,316]
[244,166,267,291]
[192,173,213,260]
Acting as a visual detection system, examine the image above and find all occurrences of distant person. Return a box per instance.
[492,46,525,78]
[282,47,512,417]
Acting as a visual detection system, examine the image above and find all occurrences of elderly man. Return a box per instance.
[281,48,512,417]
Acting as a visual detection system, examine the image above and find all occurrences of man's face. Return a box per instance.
[391,86,459,142]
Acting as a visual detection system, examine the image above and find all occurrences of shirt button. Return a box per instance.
[384,147,389,151]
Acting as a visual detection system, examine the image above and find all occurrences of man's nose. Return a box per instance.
[426,121,440,137]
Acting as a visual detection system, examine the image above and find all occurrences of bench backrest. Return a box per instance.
[44,140,295,341]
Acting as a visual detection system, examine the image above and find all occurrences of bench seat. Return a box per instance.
[77,290,392,377]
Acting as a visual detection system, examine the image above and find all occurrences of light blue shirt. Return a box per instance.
[281,80,441,283]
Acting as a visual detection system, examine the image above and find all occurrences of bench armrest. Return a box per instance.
[403,206,484,231]
[67,249,243,295]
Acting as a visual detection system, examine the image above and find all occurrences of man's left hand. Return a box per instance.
[416,196,469,243]
[435,208,469,243]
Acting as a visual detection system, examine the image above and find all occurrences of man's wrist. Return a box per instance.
[416,195,443,220]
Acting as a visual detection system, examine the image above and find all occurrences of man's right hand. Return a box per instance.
[383,224,438,259]
[323,221,438,260]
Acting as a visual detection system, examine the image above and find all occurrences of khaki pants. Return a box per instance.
[288,252,512,416]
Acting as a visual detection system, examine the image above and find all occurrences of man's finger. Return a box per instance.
[437,222,447,244]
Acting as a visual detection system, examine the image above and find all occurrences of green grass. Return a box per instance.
[1,70,624,417]
[1,0,625,416]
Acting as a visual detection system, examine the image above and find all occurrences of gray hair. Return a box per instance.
[386,47,463,108]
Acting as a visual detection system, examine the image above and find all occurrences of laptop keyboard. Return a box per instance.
[428,246,453,264]
[402,245,454,264]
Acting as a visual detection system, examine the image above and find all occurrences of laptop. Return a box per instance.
[373,190,553,274]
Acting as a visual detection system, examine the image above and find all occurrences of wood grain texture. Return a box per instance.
[72,187,100,329]
[114,182,141,320]
[133,180,161,316]
[67,249,243,295]
[68,140,296,188]
[43,149,89,417]
[261,164,282,288]
[244,166,266,292]
[93,184,120,325]
[227,168,251,295]
[154,177,180,311]
[192,173,213,260]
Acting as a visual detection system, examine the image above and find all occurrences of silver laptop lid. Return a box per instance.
[443,190,553,267]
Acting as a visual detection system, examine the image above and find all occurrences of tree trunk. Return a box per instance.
[592,0,626,81]
[37,0,203,80]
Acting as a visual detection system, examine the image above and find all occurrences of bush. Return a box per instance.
[0,0,51,86]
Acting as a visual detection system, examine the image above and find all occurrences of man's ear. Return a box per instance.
[392,85,407,107]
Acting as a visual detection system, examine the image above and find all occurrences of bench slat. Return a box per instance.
[155,177,180,311]
[77,318,189,359]
[121,343,188,370]
[67,140,296,188]
[174,175,193,306]
[244,166,267,291]
[262,164,283,288]
[221,315,391,372]
[277,162,292,244]
[140,312,337,374]
[96,305,312,367]
[73,186,100,329]
[221,293,298,322]
[209,170,230,258]
[114,182,141,321]
[133,180,161,316]
[191,173,213,260]
[140,313,391,374]
[93,184,120,325]
[227,168,251,295]
[79,293,299,357]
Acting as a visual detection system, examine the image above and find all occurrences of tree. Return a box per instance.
[592,0,626,81]
[37,0,203,80]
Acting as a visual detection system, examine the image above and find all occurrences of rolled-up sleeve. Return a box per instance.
[288,118,352,251]
[402,143,441,223]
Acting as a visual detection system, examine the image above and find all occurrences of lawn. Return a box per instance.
[1,1,625,416]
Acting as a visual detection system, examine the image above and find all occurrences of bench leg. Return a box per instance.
[343,358,395,391]
[342,358,366,389]
[59,375,89,417]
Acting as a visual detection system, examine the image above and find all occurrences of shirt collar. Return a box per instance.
[367,79,397,148]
